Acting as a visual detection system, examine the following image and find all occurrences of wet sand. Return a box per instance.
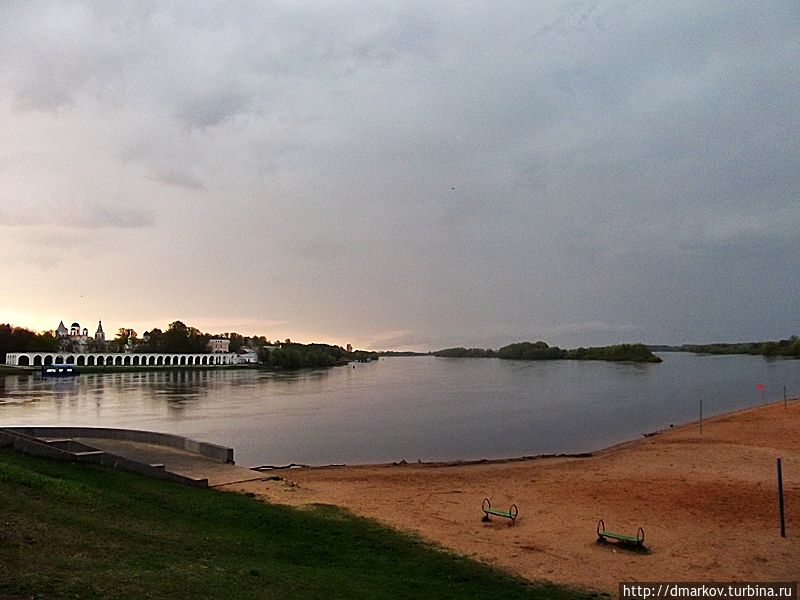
[222,400,800,591]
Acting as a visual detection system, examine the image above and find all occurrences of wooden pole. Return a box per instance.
[700,398,703,436]
[785,385,788,409]
[777,458,786,538]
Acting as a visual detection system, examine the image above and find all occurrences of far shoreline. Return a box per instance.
[254,396,799,471]
[226,397,800,590]
[0,364,258,376]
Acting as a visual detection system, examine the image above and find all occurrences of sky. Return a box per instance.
[1,1,798,352]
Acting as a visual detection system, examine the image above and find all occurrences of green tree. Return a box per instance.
[162,321,190,353]
[0,324,18,362]
[29,331,59,353]
[227,332,245,353]
[0,325,59,361]
[140,328,164,353]
[497,341,566,360]
[433,347,495,358]
[113,328,138,351]
[187,327,210,353]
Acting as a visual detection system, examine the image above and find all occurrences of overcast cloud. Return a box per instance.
[1,1,798,350]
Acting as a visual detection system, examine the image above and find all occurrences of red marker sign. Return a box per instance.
[756,384,765,391]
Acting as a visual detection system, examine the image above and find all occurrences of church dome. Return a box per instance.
[71,322,80,328]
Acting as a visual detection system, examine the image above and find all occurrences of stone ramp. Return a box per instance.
[76,437,266,487]
[2,427,266,488]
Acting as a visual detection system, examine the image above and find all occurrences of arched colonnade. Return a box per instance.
[5,352,236,367]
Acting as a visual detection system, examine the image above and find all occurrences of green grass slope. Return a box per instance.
[0,449,591,600]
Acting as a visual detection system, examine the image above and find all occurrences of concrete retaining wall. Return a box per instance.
[0,428,209,487]
[5,427,234,463]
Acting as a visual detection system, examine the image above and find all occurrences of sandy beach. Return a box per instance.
[222,400,799,591]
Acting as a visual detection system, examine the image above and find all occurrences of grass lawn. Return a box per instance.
[0,449,593,599]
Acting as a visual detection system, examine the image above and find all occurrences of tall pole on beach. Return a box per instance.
[784,385,788,409]
[699,398,703,437]
[777,458,786,538]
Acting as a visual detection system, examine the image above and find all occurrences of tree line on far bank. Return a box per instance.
[264,343,378,369]
[116,323,378,368]
[433,341,662,363]
[0,321,379,369]
[0,324,60,362]
[652,336,800,358]
[0,321,227,360]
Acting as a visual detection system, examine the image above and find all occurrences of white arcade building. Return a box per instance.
[4,319,237,368]
[5,351,236,368]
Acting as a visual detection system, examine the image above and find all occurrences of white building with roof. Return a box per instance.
[208,338,230,353]
[55,320,105,352]
[236,348,258,364]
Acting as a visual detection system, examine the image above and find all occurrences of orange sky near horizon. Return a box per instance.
[0,308,413,352]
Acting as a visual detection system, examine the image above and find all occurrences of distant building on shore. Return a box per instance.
[5,350,236,368]
[236,348,258,364]
[3,320,258,368]
[209,338,230,353]
[56,320,105,352]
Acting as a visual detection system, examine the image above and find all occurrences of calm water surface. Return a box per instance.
[1,354,797,466]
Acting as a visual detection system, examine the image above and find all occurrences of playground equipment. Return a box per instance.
[596,519,645,548]
[481,498,518,525]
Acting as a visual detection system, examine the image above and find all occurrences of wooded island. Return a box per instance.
[433,341,662,363]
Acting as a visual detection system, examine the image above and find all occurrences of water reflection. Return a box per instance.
[1,369,296,404]
[1,355,798,466]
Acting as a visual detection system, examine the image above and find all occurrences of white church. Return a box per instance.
[4,319,237,368]
[56,320,105,352]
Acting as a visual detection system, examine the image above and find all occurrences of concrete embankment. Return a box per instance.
[0,427,264,487]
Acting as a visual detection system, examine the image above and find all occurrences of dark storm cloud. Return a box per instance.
[1,1,798,348]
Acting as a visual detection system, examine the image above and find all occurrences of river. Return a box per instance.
[0,354,797,466]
